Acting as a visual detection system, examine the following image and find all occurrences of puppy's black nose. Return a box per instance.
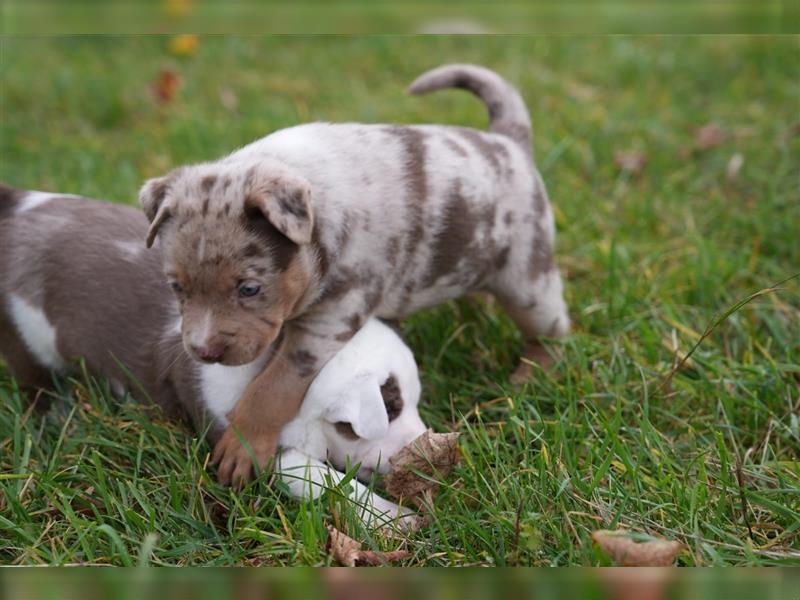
[192,344,226,363]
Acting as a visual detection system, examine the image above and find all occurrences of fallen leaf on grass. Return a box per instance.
[694,123,725,150]
[152,69,181,104]
[327,526,411,567]
[613,150,647,175]
[384,430,461,503]
[168,34,200,57]
[592,529,685,566]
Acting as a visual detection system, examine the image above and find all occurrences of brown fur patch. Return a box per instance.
[494,246,510,270]
[334,221,352,255]
[201,175,217,195]
[276,188,310,221]
[334,421,360,440]
[379,318,403,335]
[311,226,331,278]
[0,183,22,218]
[334,312,362,342]
[380,375,403,422]
[424,182,476,287]
[454,128,503,175]
[476,202,497,228]
[363,275,385,313]
[384,126,428,274]
[444,138,468,157]
[288,348,318,377]
[242,242,264,259]
[385,236,401,267]
[346,313,362,333]
[243,209,298,272]
[532,187,546,216]
[320,266,359,302]
[529,222,554,277]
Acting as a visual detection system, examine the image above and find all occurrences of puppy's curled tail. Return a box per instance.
[0,183,22,220]
[408,64,532,157]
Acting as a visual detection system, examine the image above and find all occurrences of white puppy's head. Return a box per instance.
[304,319,426,480]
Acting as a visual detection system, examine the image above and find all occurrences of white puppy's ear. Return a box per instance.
[139,175,174,248]
[326,380,390,441]
[245,172,313,245]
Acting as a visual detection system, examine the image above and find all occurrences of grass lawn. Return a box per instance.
[0,35,798,566]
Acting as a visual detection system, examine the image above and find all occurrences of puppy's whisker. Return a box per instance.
[157,339,190,381]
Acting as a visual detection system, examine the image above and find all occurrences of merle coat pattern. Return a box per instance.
[139,64,571,484]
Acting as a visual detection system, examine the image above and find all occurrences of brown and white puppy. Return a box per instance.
[139,64,571,485]
[0,185,204,426]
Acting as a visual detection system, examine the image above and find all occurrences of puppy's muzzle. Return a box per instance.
[191,342,228,363]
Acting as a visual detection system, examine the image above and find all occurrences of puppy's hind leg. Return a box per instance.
[490,264,570,383]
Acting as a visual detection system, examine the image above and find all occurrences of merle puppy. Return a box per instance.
[138,64,571,484]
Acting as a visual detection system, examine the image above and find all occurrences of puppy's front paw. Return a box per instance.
[510,342,555,385]
[211,427,278,487]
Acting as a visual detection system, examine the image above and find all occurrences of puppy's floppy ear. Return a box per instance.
[326,380,390,441]
[245,174,313,245]
[139,175,173,248]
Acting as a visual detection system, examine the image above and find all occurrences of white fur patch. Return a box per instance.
[199,352,271,425]
[170,316,183,335]
[528,269,571,337]
[16,191,78,214]
[7,294,65,370]
[188,312,214,349]
[197,234,206,262]
[114,240,145,261]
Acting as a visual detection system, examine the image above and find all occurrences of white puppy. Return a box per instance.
[202,318,426,527]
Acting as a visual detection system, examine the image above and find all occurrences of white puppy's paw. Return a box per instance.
[365,497,424,532]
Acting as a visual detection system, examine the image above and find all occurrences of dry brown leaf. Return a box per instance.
[384,430,461,501]
[694,123,725,150]
[592,530,685,566]
[613,150,647,175]
[326,526,410,567]
[152,69,180,104]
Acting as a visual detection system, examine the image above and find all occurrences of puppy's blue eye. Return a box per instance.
[170,281,183,294]
[239,283,261,298]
